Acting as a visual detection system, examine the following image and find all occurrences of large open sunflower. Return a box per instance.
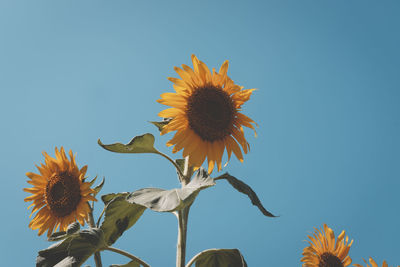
[24,147,97,237]
[301,224,353,267]
[354,258,396,267]
[157,55,257,173]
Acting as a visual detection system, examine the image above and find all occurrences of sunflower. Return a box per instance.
[301,224,353,267]
[24,147,97,237]
[157,55,257,173]
[354,258,395,267]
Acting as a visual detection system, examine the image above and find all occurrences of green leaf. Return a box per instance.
[149,118,172,132]
[216,173,276,217]
[37,228,105,267]
[47,231,67,242]
[129,168,215,212]
[102,192,121,205]
[98,133,158,154]
[110,261,140,267]
[100,193,146,246]
[47,222,80,241]
[186,248,247,267]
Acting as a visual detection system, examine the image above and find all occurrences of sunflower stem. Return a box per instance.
[176,156,191,267]
[88,204,103,267]
[182,156,193,185]
[176,205,190,267]
[103,247,151,267]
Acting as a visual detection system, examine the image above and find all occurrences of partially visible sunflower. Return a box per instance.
[24,147,97,237]
[157,55,257,173]
[301,224,353,267]
[354,258,397,267]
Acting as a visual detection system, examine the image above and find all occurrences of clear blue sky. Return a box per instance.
[1,1,399,266]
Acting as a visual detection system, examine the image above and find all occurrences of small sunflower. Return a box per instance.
[354,258,396,267]
[301,224,353,267]
[24,147,97,237]
[157,55,257,173]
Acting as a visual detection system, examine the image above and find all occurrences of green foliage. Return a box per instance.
[216,173,276,217]
[47,230,68,242]
[100,193,146,246]
[98,134,158,154]
[36,128,275,266]
[47,222,81,242]
[110,261,140,267]
[149,119,171,132]
[37,228,105,267]
[187,248,247,267]
[128,168,215,212]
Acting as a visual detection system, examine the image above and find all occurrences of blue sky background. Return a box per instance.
[1,1,399,266]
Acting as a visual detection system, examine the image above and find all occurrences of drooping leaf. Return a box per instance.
[100,193,146,246]
[98,134,158,154]
[128,168,215,212]
[186,248,247,267]
[110,260,140,267]
[149,118,172,132]
[37,228,105,267]
[216,173,276,217]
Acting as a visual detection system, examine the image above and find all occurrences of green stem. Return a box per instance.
[88,204,103,267]
[182,156,193,185]
[104,247,151,267]
[176,156,191,267]
[177,206,190,267]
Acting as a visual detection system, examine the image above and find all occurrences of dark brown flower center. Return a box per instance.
[319,252,343,267]
[187,86,235,142]
[45,171,81,218]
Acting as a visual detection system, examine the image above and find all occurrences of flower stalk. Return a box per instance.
[88,204,103,267]
[176,156,191,267]
[176,206,190,267]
